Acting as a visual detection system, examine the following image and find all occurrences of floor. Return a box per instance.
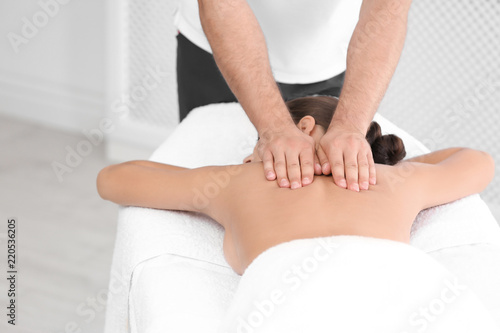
[0,114,118,333]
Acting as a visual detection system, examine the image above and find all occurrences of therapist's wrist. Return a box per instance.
[329,110,371,135]
[255,104,295,133]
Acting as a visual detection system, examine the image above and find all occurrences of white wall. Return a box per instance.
[378,0,500,213]
[0,0,106,132]
[0,0,179,162]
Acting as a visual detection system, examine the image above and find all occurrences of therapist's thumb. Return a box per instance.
[316,145,331,175]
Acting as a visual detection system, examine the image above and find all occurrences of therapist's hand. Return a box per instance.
[256,125,322,189]
[317,122,376,192]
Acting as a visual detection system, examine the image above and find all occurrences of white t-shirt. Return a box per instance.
[174,0,363,84]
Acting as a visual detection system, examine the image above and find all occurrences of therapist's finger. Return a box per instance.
[317,145,331,175]
[314,151,322,175]
[329,148,347,189]
[273,150,289,188]
[368,150,377,185]
[286,151,302,189]
[262,150,276,180]
[344,149,359,192]
[357,152,370,190]
[299,148,315,186]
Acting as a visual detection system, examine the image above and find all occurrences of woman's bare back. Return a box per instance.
[210,162,422,275]
[97,148,494,276]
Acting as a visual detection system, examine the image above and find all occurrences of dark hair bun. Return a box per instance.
[365,122,406,165]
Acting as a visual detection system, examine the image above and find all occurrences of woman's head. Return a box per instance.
[286,95,338,130]
[243,95,406,165]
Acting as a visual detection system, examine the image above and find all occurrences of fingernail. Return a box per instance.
[322,163,330,173]
[280,179,289,187]
[266,171,275,180]
[302,177,311,185]
[370,177,376,185]
[339,179,347,188]
[291,181,301,189]
[314,164,322,175]
[361,181,369,190]
[351,183,360,192]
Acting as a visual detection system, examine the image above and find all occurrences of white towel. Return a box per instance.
[104,102,500,333]
[218,235,499,332]
[411,194,500,252]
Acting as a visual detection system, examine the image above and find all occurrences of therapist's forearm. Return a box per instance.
[331,0,412,133]
[198,0,293,133]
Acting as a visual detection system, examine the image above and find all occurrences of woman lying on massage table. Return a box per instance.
[96,96,495,276]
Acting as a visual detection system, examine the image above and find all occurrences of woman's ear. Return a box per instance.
[297,116,316,135]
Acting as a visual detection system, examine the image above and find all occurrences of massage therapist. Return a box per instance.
[174,0,413,191]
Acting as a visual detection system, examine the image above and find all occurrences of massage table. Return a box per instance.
[103,102,500,332]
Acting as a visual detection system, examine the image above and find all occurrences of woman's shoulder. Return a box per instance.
[203,162,267,181]
[373,161,423,189]
[190,162,267,218]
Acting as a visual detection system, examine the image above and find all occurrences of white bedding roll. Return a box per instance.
[219,235,499,333]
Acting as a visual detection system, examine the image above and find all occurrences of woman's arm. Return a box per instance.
[96,160,240,219]
[399,148,495,209]
[404,148,463,164]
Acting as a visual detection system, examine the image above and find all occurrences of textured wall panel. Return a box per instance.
[125,0,179,128]
[378,0,500,204]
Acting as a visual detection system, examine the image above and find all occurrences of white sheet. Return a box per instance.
[219,235,499,332]
[103,102,500,333]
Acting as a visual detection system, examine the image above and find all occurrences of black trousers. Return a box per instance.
[177,33,345,121]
